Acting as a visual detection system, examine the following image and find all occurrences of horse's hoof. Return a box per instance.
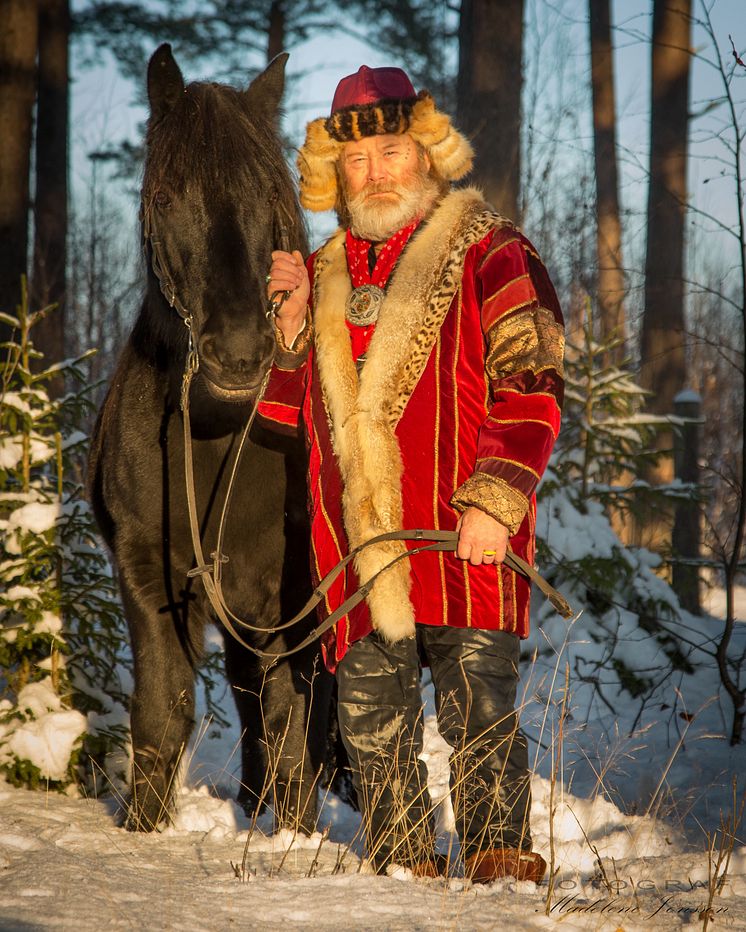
[123,811,155,832]
[325,769,358,812]
[236,790,267,821]
[122,802,165,832]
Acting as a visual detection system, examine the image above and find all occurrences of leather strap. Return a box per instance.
[180,357,573,663]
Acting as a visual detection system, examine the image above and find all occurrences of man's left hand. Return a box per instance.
[455,507,510,566]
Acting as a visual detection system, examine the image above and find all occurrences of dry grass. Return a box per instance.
[701,777,745,932]
[545,663,571,914]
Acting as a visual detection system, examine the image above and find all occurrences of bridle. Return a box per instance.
[141,199,192,323]
[140,196,295,648]
[141,198,574,665]
[141,192,294,327]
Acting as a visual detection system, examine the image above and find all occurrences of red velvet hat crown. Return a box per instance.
[326,65,419,143]
[331,65,416,111]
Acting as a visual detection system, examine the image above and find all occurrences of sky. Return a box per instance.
[68,0,746,273]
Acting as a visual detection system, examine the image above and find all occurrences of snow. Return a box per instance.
[0,584,43,608]
[33,611,63,636]
[7,709,87,782]
[1,494,62,557]
[0,679,87,782]
[1,591,745,929]
[61,429,88,452]
[0,391,35,416]
[1,770,744,929]
[0,434,56,470]
[4,501,60,537]
[545,495,621,562]
[13,680,65,719]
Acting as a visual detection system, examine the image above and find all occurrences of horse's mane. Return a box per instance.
[143,81,305,249]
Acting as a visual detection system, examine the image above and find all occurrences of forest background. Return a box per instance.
[1,0,745,845]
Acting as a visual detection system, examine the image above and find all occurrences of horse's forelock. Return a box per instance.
[143,81,303,245]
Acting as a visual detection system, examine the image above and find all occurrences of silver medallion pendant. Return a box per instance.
[346,284,385,326]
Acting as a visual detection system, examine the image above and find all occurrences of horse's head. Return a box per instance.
[141,44,305,403]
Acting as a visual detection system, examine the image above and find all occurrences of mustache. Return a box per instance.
[346,181,408,217]
[358,181,403,198]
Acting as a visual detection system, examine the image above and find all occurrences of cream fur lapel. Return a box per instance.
[313,187,508,641]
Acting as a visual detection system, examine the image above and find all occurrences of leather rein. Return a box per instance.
[141,201,573,665]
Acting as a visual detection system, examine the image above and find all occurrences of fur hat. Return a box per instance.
[297,65,473,213]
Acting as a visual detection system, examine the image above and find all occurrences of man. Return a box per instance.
[259,65,564,882]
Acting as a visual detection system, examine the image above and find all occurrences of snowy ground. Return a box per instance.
[1,589,745,930]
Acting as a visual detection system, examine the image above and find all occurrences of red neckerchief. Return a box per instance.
[344,220,420,361]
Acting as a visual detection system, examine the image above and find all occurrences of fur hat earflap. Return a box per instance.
[297,118,342,212]
[408,93,473,182]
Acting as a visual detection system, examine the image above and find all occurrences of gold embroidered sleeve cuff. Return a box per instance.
[451,472,530,536]
[273,311,313,369]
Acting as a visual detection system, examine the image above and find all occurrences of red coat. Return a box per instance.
[258,189,564,672]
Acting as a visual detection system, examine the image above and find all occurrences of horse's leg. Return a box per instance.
[262,648,333,833]
[221,643,270,819]
[223,639,332,833]
[119,569,197,831]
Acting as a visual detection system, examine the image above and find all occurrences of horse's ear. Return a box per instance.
[147,43,185,121]
[244,52,289,121]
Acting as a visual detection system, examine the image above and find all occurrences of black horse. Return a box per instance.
[88,45,334,832]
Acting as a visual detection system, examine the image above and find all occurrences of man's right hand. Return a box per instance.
[268,249,310,346]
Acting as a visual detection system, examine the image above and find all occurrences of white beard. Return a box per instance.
[346,169,441,242]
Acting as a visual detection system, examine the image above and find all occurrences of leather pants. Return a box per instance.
[336,625,532,871]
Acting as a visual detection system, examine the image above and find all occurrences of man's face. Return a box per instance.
[339,133,439,241]
[341,133,426,198]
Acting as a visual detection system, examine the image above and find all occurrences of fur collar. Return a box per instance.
[312,187,508,641]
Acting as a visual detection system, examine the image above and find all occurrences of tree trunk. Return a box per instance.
[457,0,523,222]
[640,0,691,481]
[0,0,38,318]
[266,0,285,63]
[671,390,701,613]
[589,0,626,360]
[31,0,69,377]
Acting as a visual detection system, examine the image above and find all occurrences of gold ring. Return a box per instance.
[482,549,496,556]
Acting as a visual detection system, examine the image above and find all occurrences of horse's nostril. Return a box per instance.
[198,337,219,368]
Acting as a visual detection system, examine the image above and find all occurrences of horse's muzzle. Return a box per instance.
[197,331,275,403]
[199,368,268,404]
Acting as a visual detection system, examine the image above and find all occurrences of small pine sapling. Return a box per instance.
[0,282,130,791]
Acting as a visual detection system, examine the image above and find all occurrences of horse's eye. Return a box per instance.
[154,191,171,209]
[268,188,279,204]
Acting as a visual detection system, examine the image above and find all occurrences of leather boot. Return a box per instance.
[466,848,547,884]
[336,632,437,877]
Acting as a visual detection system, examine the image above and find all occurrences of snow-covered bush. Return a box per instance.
[0,285,130,791]
[534,324,695,718]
